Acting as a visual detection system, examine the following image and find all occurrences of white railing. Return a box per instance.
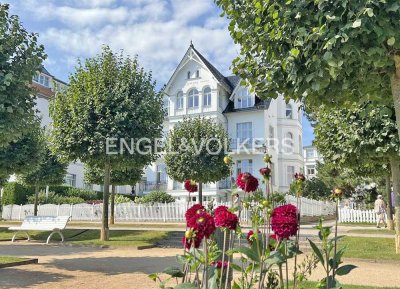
[338,208,383,223]
[1,196,335,222]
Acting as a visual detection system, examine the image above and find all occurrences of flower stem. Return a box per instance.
[219,230,227,289]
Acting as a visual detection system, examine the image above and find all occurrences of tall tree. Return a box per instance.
[164,117,230,205]
[0,4,46,147]
[50,47,163,240]
[313,103,399,230]
[84,165,143,224]
[0,120,45,183]
[19,146,68,216]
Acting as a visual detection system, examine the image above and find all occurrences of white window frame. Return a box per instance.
[285,132,293,152]
[187,71,191,79]
[65,173,77,187]
[237,159,253,176]
[203,87,211,106]
[188,89,199,108]
[306,149,314,158]
[176,92,184,110]
[307,165,316,176]
[286,104,293,119]
[236,87,253,109]
[286,166,295,186]
[236,122,252,146]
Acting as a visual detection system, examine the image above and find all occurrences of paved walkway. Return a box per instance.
[0,242,400,289]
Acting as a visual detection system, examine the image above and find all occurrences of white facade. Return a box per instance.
[141,44,304,202]
[32,68,88,190]
[303,145,322,179]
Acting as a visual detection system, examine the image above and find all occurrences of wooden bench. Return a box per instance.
[8,216,70,244]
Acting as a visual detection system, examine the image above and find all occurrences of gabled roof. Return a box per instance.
[39,65,52,77]
[191,45,235,92]
[164,43,236,94]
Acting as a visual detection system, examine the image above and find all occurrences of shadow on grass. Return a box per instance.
[0,267,72,288]
[45,255,178,275]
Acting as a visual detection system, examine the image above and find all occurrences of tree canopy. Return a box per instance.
[216,0,400,108]
[0,121,45,186]
[0,4,46,147]
[50,46,164,240]
[164,117,230,203]
[84,164,143,186]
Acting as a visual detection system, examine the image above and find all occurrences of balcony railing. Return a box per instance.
[144,181,167,192]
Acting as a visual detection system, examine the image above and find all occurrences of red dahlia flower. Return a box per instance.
[214,206,239,230]
[236,172,259,192]
[246,229,261,245]
[189,211,216,239]
[259,167,271,178]
[211,260,228,269]
[294,173,306,182]
[185,204,205,223]
[271,204,299,240]
[184,179,198,193]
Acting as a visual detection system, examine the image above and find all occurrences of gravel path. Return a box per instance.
[0,242,400,289]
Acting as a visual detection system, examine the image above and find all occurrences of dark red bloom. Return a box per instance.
[211,260,228,269]
[236,172,259,192]
[184,179,198,193]
[294,173,306,182]
[259,167,271,178]
[214,206,239,231]
[189,211,216,239]
[271,204,299,240]
[246,229,261,245]
[185,204,205,226]
[182,235,202,249]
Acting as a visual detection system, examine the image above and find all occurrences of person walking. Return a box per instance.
[374,195,387,228]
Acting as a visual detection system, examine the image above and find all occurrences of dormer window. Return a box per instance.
[187,71,191,79]
[236,87,253,109]
[196,70,200,78]
[33,73,50,87]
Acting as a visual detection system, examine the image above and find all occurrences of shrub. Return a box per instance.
[27,191,85,204]
[66,187,99,200]
[1,182,35,205]
[112,194,133,204]
[135,191,175,205]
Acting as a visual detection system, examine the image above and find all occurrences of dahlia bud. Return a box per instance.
[263,154,272,163]
[333,188,343,198]
[294,173,305,182]
[259,167,271,177]
[224,155,232,165]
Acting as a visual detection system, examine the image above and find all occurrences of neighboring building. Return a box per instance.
[303,145,322,179]
[31,67,87,189]
[141,44,304,202]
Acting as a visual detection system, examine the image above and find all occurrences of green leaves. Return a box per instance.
[336,264,357,276]
[174,283,197,289]
[308,239,324,265]
[163,267,185,278]
[352,19,362,28]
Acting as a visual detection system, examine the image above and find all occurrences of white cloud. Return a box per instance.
[14,0,238,84]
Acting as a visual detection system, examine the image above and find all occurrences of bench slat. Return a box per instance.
[8,216,70,232]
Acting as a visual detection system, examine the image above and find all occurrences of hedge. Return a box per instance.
[1,182,102,205]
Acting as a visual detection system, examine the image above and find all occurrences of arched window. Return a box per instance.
[163,97,169,116]
[203,87,211,106]
[188,89,199,108]
[176,91,183,109]
[286,104,293,119]
[187,71,191,79]
[285,132,293,153]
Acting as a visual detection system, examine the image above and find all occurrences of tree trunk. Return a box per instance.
[33,185,39,216]
[198,182,203,205]
[386,173,394,230]
[101,161,111,241]
[0,185,3,217]
[389,157,400,253]
[110,185,116,225]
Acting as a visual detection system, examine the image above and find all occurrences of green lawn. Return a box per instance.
[0,227,169,247]
[297,281,400,289]
[0,256,27,264]
[339,236,400,261]
[339,222,377,227]
[347,229,395,235]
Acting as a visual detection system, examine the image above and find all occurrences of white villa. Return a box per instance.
[303,145,323,179]
[31,44,304,199]
[141,44,304,202]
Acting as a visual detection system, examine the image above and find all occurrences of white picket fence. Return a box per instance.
[2,195,335,223]
[338,208,383,223]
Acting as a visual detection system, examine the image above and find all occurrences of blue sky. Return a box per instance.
[8,0,314,145]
